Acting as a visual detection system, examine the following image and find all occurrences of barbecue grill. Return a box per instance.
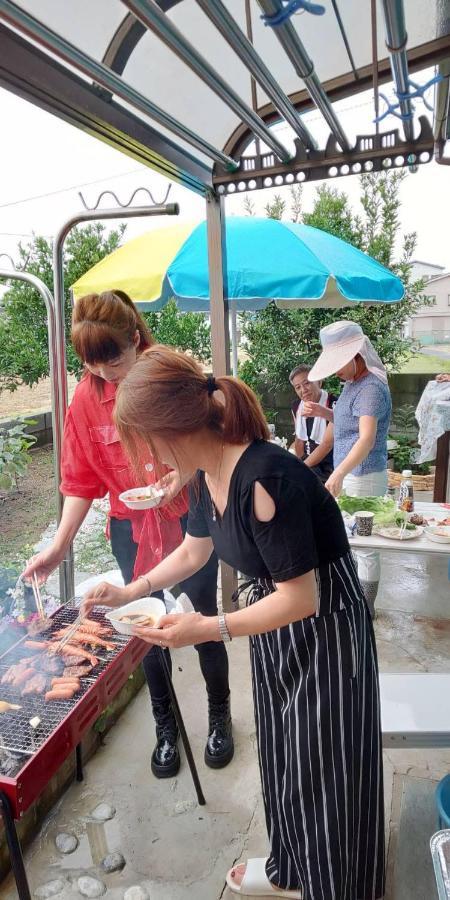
[0,600,204,900]
[0,605,145,817]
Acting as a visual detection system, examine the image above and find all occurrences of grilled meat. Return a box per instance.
[59,645,98,666]
[37,654,63,675]
[79,618,112,636]
[12,667,36,687]
[24,640,48,651]
[21,674,47,696]
[63,664,92,678]
[45,687,76,701]
[50,632,114,652]
[1,662,34,686]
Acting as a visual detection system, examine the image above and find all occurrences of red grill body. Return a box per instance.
[0,607,148,819]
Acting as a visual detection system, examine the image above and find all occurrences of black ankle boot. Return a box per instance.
[151,699,180,778]
[205,695,234,769]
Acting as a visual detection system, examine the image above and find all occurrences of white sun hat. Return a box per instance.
[308,320,388,383]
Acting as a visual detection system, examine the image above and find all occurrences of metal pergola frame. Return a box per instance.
[1,0,450,607]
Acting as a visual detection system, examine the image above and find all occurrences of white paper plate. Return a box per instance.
[424,526,450,544]
[119,486,165,510]
[373,525,423,541]
[106,597,166,636]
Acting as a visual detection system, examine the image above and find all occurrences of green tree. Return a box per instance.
[243,193,256,216]
[144,298,211,362]
[240,171,426,394]
[0,224,125,391]
[265,193,286,220]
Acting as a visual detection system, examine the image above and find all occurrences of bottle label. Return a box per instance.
[398,481,414,512]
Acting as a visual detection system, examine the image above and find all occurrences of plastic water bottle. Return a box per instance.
[398,469,414,512]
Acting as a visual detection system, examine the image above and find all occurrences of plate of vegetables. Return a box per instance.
[337,495,423,539]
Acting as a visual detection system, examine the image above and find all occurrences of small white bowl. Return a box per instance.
[106,597,166,636]
[424,525,450,544]
[119,486,165,510]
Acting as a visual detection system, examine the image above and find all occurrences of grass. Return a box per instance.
[395,353,450,374]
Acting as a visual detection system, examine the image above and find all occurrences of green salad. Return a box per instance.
[337,495,412,528]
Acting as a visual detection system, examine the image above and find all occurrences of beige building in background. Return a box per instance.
[407,260,450,345]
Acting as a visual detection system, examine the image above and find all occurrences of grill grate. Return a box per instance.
[0,606,130,774]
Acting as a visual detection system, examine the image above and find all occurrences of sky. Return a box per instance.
[0,81,449,272]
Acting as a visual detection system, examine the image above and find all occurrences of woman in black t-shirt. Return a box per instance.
[82,346,385,900]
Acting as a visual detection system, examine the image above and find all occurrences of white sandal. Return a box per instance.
[226,858,303,898]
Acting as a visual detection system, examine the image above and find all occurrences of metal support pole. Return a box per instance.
[0,791,31,900]
[231,302,239,377]
[196,0,316,151]
[53,202,179,605]
[0,269,62,548]
[379,0,415,143]
[158,647,205,805]
[256,0,351,152]
[205,193,237,610]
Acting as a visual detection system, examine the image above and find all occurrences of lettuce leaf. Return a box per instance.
[337,495,409,527]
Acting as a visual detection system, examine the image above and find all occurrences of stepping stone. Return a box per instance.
[77,876,106,898]
[123,888,149,900]
[90,802,116,822]
[101,851,126,873]
[34,879,66,898]
[55,832,78,854]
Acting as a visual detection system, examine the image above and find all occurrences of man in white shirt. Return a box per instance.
[289,364,335,483]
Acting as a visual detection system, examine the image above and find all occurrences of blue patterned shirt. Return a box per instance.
[333,373,391,475]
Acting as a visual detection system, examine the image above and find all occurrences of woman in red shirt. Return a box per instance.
[24,291,232,776]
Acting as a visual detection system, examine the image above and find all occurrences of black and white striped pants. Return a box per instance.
[246,553,385,900]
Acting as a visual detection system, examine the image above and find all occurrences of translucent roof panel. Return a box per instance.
[1,0,449,191]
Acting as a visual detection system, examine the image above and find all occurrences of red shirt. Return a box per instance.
[60,374,188,578]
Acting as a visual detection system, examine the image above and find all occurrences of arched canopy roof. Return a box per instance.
[1,0,450,195]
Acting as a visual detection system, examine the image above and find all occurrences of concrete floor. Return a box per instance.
[2,548,450,900]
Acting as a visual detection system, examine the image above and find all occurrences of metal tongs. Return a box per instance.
[52,613,84,655]
[30,571,45,620]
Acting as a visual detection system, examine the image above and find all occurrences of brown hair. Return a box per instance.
[71,290,154,365]
[114,345,269,472]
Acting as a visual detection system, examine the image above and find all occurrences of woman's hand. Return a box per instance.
[325,469,344,498]
[302,401,330,419]
[22,546,64,586]
[81,582,130,618]
[132,612,217,649]
[154,470,189,508]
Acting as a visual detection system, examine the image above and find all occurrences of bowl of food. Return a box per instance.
[424,525,450,544]
[119,485,165,510]
[106,597,166,636]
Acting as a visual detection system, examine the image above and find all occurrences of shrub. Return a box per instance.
[0,419,36,492]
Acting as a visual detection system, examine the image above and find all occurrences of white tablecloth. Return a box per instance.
[349,501,450,556]
[416,380,450,462]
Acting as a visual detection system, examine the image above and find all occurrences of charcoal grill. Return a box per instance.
[0,603,204,899]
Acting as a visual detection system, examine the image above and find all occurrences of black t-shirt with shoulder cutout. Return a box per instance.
[187,440,349,583]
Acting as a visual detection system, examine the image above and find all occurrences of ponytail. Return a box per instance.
[115,345,269,467]
[72,290,154,365]
[210,376,269,443]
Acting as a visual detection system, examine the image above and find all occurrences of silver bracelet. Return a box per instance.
[218,613,232,643]
[136,574,152,596]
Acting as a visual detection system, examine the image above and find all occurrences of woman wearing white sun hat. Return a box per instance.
[306,320,392,614]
